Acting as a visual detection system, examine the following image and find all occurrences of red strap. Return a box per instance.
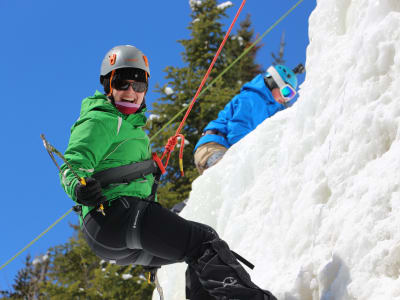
[152,152,166,175]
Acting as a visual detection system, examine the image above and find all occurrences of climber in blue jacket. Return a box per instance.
[194,63,304,174]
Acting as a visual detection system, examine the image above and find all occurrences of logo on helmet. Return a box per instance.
[142,55,149,67]
[109,54,117,66]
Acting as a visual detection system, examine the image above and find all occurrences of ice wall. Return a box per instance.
[154,1,400,299]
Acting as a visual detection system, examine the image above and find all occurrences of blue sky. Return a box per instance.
[0,0,315,290]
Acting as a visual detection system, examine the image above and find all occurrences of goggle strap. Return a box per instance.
[267,66,287,89]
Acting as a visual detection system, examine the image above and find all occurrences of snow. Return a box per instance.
[190,0,232,11]
[32,253,49,265]
[189,0,203,11]
[232,35,244,46]
[154,1,400,299]
[164,86,174,95]
[217,1,233,10]
[148,114,160,121]
[122,274,133,280]
[176,136,190,147]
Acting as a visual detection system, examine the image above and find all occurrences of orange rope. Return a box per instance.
[159,0,247,175]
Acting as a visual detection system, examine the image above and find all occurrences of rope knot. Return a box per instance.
[165,135,178,152]
[160,134,186,177]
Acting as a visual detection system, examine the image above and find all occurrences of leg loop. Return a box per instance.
[125,198,151,249]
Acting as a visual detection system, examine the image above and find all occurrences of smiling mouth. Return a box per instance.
[121,99,135,103]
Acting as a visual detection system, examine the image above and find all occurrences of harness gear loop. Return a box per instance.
[160,0,247,177]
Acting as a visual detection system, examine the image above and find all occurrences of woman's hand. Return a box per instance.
[75,177,106,207]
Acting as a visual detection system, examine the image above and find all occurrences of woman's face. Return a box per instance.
[112,80,145,106]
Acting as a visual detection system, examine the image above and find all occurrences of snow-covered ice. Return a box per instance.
[154,0,400,299]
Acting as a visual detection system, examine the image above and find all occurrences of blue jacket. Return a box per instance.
[194,74,296,151]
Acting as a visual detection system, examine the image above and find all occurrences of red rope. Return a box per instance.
[159,0,247,175]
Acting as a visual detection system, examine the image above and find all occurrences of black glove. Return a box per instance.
[75,177,106,207]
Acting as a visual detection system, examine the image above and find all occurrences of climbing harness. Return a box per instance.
[92,154,165,190]
[87,152,166,204]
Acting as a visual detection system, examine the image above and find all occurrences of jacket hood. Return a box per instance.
[241,74,273,101]
[241,74,296,106]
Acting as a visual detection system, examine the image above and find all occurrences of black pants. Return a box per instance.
[82,196,216,299]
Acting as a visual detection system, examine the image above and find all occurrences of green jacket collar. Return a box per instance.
[81,90,147,127]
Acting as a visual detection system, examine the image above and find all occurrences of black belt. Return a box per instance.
[93,157,163,202]
[92,159,159,188]
[73,158,162,215]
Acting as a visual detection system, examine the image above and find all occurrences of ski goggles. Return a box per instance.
[113,80,147,93]
[266,66,297,101]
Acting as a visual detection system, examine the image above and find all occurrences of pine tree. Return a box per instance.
[39,225,154,299]
[0,255,33,299]
[1,225,154,299]
[271,31,286,65]
[149,0,261,208]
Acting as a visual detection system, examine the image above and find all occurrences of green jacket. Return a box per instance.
[60,90,154,222]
